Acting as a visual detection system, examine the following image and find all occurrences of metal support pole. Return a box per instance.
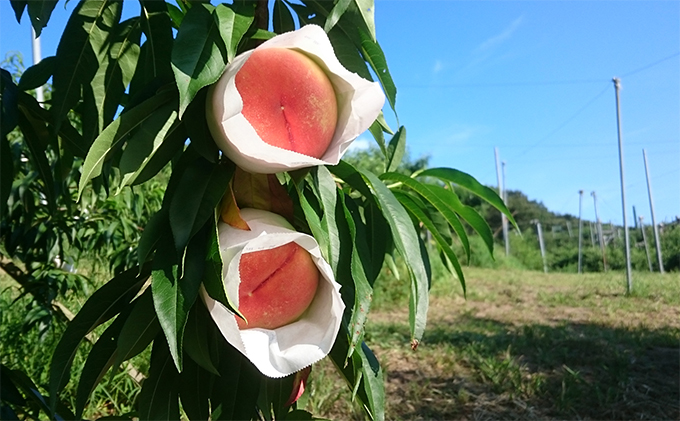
[495,148,509,256]
[592,191,608,272]
[566,221,573,238]
[613,77,633,293]
[578,190,584,274]
[639,216,653,272]
[589,221,596,247]
[31,27,45,105]
[643,149,665,273]
[532,219,548,273]
[502,160,510,256]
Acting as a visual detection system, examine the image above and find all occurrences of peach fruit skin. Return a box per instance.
[237,241,320,330]
[235,48,338,159]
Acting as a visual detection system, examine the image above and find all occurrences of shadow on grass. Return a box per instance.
[367,314,679,420]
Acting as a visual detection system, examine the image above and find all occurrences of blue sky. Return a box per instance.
[2,1,678,226]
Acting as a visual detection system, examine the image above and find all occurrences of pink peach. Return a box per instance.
[235,47,338,158]
[237,241,320,330]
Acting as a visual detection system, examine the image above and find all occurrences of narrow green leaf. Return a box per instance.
[203,213,241,318]
[314,166,341,273]
[178,355,211,421]
[171,3,223,117]
[49,265,150,408]
[324,0,351,33]
[18,56,55,91]
[418,167,519,230]
[138,338,180,421]
[152,228,207,371]
[16,108,56,213]
[183,302,220,375]
[357,342,384,421]
[327,26,372,81]
[214,4,254,63]
[169,158,234,255]
[385,126,406,173]
[368,120,386,157]
[167,3,184,28]
[380,172,470,261]
[114,289,160,366]
[9,1,27,23]
[51,0,122,133]
[77,89,174,200]
[0,135,13,217]
[354,0,376,41]
[138,208,168,267]
[130,0,174,96]
[430,183,495,256]
[210,338,261,420]
[273,0,296,33]
[130,121,187,186]
[359,29,396,113]
[27,0,58,37]
[118,106,177,193]
[393,191,465,293]
[338,194,373,360]
[296,183,330,263]
[0,69,19,138]
[75,307,132,419]
[359,170,428,343]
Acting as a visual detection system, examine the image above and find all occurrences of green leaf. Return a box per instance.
[183,302,220,375]
[338,194,373,360]
[138,208,169,267]
[18,56,55,91]
[203,213,241,318]
[380,172,470,261]
[117,106,178,193]
[357,342,384,421]
[273,0,296,33]
[210,339,261,420]
[130,0,174,96]
[296,183,329,264]
[368,120,386,156]
[359,170,428,344]
[75,307,132,419]
[27,0,58,37]
[354,0,376,41]
[385,126,406,173]
[9,1,27,23]
[49,264,150,408]
[324,0,351,33]
[430,183,495,256]
[215,4,254,63]
[167,3,184,28]
[358,29,396,114]
[114,289,160,366]
[87,17,141,143]
[417,168,519,230]
[137,338,180,421]
[130,121,187,186]
[171,3,222,117]
[0,135,13,217]
[77,89,174,200]
[51,0,122,133]
[178,354,211,421]
[169,158,234,255]
[152,228,207,371]
[16,108,56,213]
[314,166,341,273]
[393,190,465,292]
[327,26,372,81]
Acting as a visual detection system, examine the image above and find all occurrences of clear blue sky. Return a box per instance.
[2,1,678,226]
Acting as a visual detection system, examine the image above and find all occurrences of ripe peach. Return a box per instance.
[237,241,320,330]
[235,47,338,159]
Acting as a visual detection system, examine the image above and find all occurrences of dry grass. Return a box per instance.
[303,267,680,420]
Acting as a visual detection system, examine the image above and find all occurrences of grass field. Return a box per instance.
[2,265,678,420]
[300,267,680,420]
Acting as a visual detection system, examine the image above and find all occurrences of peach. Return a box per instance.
[237,241,320,330]
[235,47,338,159]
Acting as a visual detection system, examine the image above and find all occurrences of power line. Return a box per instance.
[620,52,680,78]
